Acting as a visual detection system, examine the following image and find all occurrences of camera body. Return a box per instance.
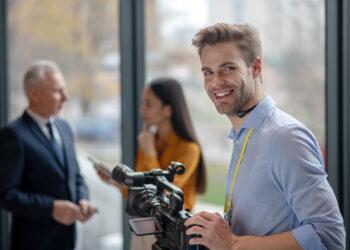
[112,162,206,250]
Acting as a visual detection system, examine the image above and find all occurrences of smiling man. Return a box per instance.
[0,60,96,250]
[185,23,345,250]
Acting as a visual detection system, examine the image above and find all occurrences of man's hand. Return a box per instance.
[185,211,303,250]
[78,199,97,222]
[52,200,85,226]
[185,211,237,250]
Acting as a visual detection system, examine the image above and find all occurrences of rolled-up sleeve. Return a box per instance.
[292,224,326,250]
[270,125,345,250]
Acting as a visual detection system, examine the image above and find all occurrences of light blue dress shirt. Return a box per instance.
[226,96,345,250]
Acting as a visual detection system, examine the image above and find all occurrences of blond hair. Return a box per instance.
[192,23,262,67]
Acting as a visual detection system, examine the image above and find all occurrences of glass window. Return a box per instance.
[145,0,325,211]
[8,0,122,249]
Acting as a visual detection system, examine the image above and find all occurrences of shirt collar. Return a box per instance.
[228,96,275,139]
[26,108,53,126]
[242,96,275,130]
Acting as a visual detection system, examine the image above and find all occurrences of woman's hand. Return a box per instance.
[95,163,123,191]
[137,124,157,156]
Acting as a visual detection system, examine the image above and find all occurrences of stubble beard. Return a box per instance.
[217,77,254,117]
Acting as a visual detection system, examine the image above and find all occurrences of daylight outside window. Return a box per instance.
[145,0,325,211]
[8,1,123,249]
[5,0,326,247]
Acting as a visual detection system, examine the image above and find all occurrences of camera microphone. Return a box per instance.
[111,164,147,187]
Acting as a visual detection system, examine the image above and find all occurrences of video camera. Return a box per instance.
[111,162,207,250]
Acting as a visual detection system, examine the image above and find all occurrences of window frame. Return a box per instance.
[0,0,10,249]
[326,1,350,247]
[1,0,349,249]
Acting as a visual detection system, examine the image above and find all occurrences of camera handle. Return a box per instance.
[152,241,166,250]
[144,161,185,182]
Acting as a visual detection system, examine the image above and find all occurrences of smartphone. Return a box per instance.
[129,217,163,236]
[87,156,112,178]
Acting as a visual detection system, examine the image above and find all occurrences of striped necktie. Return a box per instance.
[46,122,65,166]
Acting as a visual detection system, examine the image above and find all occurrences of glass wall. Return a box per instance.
[145,0,325,210]
[7,0,122,249]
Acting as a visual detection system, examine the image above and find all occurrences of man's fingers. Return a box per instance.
[188,236,208,247]
[186,224,207,237]
[196,211,221,220]
[52,200,91,225]
[69,214,76,224]
[63,214,76,225]
[80,213,93,222]
[89,206,98,214]
[186,215,210,229]
[69,203,84,221]
[185,211,219,227]
[78,202,98,222]
[79,207,97,222]
[79,204,88,216]
[84,205,97,216]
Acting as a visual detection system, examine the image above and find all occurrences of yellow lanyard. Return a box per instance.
[224,128,253,213]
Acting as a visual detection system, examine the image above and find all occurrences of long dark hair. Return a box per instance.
[149,77,206,194]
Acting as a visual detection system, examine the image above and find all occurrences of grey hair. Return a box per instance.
[23,60,62,96]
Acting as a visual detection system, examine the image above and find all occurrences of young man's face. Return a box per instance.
[200,41,254,117]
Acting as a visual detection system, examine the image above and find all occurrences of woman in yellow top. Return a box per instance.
[97,78,206,250]
[98,77,206,211]
[135,77,206,210]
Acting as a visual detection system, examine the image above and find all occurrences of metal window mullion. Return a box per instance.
[119,0,145,250]
[0,0,10,250]
[0,0,9,125]
[341,0,350,248]
[326,0,342,201]
[326,0,350,247]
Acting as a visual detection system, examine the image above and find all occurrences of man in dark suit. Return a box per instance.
[0,60,97,250]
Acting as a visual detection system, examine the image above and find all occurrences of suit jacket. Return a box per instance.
[0,111,89,250]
